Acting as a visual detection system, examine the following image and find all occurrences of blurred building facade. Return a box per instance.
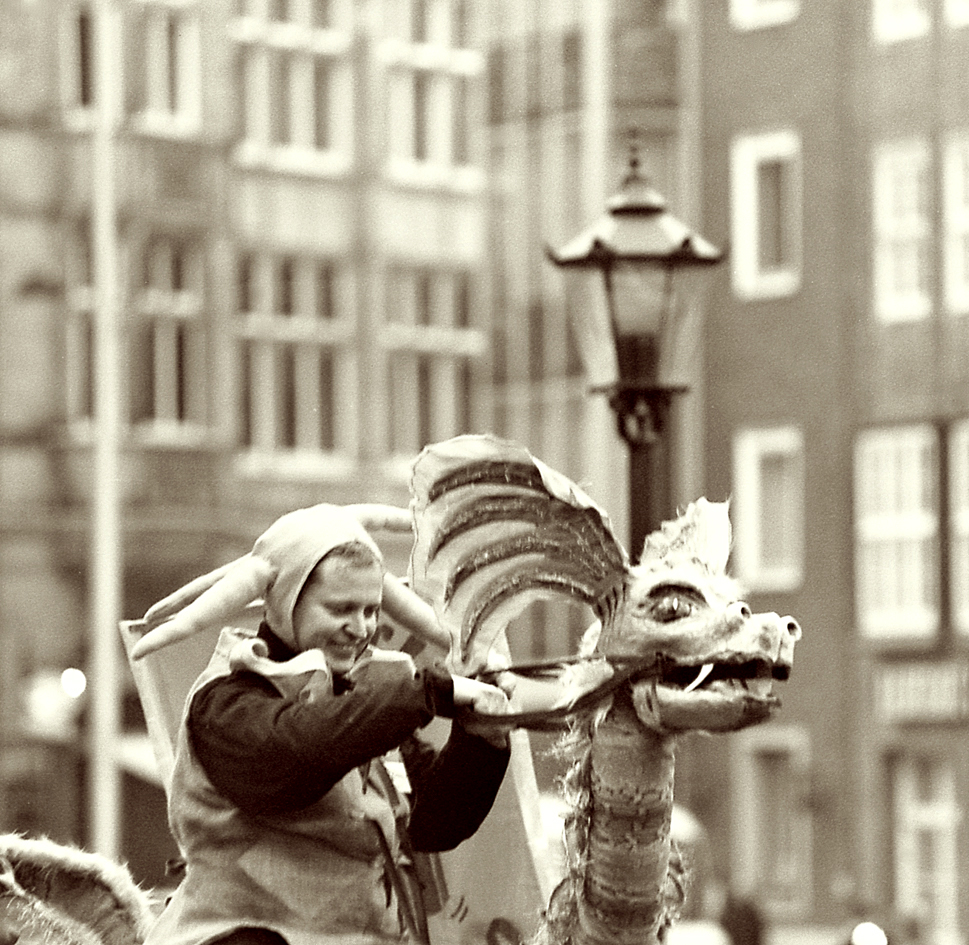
[2,0,967,943]
[695,1,969,943]
[0,0,719,903]
[0,0,494,885]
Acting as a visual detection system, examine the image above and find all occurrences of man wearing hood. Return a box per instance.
[141,504,511,945]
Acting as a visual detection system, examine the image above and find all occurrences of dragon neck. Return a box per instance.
[571,689,679,945]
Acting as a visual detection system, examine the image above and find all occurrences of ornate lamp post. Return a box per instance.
[547,147,723,554]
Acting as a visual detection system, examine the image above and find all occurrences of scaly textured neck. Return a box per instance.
[537,690,680,945]
[576,691,676,945]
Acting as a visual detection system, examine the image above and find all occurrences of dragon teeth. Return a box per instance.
[683,663,715,692]
[744,677,773,699]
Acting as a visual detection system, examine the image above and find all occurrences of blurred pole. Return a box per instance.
[580,0,624,536]
[89,0,121,860]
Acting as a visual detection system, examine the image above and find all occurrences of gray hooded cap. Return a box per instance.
[255,504,383,651]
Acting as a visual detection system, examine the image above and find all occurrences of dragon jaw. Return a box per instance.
[594,564,801,734]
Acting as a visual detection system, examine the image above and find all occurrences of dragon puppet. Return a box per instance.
[0,435,799,945]
[407,435,801,945]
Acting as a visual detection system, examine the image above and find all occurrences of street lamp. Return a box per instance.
[547,146,723,554]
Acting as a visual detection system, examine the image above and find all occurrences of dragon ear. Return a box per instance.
[131,554,276,660]
[381,573,451,653]
[694,498,732,576]
[640,497,732,576]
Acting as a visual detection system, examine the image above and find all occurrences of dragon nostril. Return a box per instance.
[728,601,752,622]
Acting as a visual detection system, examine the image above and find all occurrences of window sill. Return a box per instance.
[130,112,202,140]
[737,568,803,594]
[233,142,353,179]
[732,268,800,301]
[873,299,933,323]
[384,161,485,195]
[730,0,800,31]
[873,16,931,44]
[130,423,210,449]
[233,449,355,481]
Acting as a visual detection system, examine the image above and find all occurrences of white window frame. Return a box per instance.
[379,0,485,192]
[234,251,357,478]
[947,0,969,27]
[382,266,486,466]
[943,133,969,315]
[60,0,123,131]
[729,0,799,31]
[229,0,354,177]
[131,236,206,445]
[130,0,202,138]
[733,426,805,593]
[731,725,813,918]
[730,130,803,301]
[873,139,933,323]
[892,755,961,944]
[873,0,931,43]
[854,425,940,642]
[949,420,969,635]
[66,227,96,433]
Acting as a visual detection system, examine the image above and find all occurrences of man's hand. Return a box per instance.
[451,676,510,715]
[451,675,512,748]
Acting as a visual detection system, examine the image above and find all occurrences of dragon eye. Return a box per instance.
[652,595,695,622]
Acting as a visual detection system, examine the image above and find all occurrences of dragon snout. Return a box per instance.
[777,613,801,668]
[746,610,800,673]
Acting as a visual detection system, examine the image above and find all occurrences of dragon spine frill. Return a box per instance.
[409,436,626,675]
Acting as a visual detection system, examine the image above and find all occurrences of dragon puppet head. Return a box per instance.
[409,435,800,735]
[590,498,800,733]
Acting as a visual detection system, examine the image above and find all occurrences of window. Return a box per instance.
[891,755,960,942]
[74,4,95,109]
[61,1,121,125]
[943,134,969,314]
[561,30,582,112]
[949,421,969,634]
[487,45,507,125]
[873,139,932,322]
[235,252,352,467]
[729,0,799,30]
[382,0,484,188]
[854,425,939,642]
[732,726,813,917]
[873,0,931,42]
[230,0,353,175]
[948,0,969,26]
[730,131,802,300]
[66,226,95,426]
[733,427,804,592]
[130,0,201,137]
[383,267,485,458]
[131,236,205,440]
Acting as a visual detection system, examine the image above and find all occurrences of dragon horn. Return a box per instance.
[382,573,450,653]
[131,554,276,660]
[143,557,248,630]
[344,504,414,533]
[346,504,450,650]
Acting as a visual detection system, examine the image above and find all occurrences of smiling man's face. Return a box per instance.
[292,555,383,674]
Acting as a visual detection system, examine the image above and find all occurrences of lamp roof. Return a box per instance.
[547,159,723,270]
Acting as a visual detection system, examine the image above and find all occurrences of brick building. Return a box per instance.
[698,0,969,941]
